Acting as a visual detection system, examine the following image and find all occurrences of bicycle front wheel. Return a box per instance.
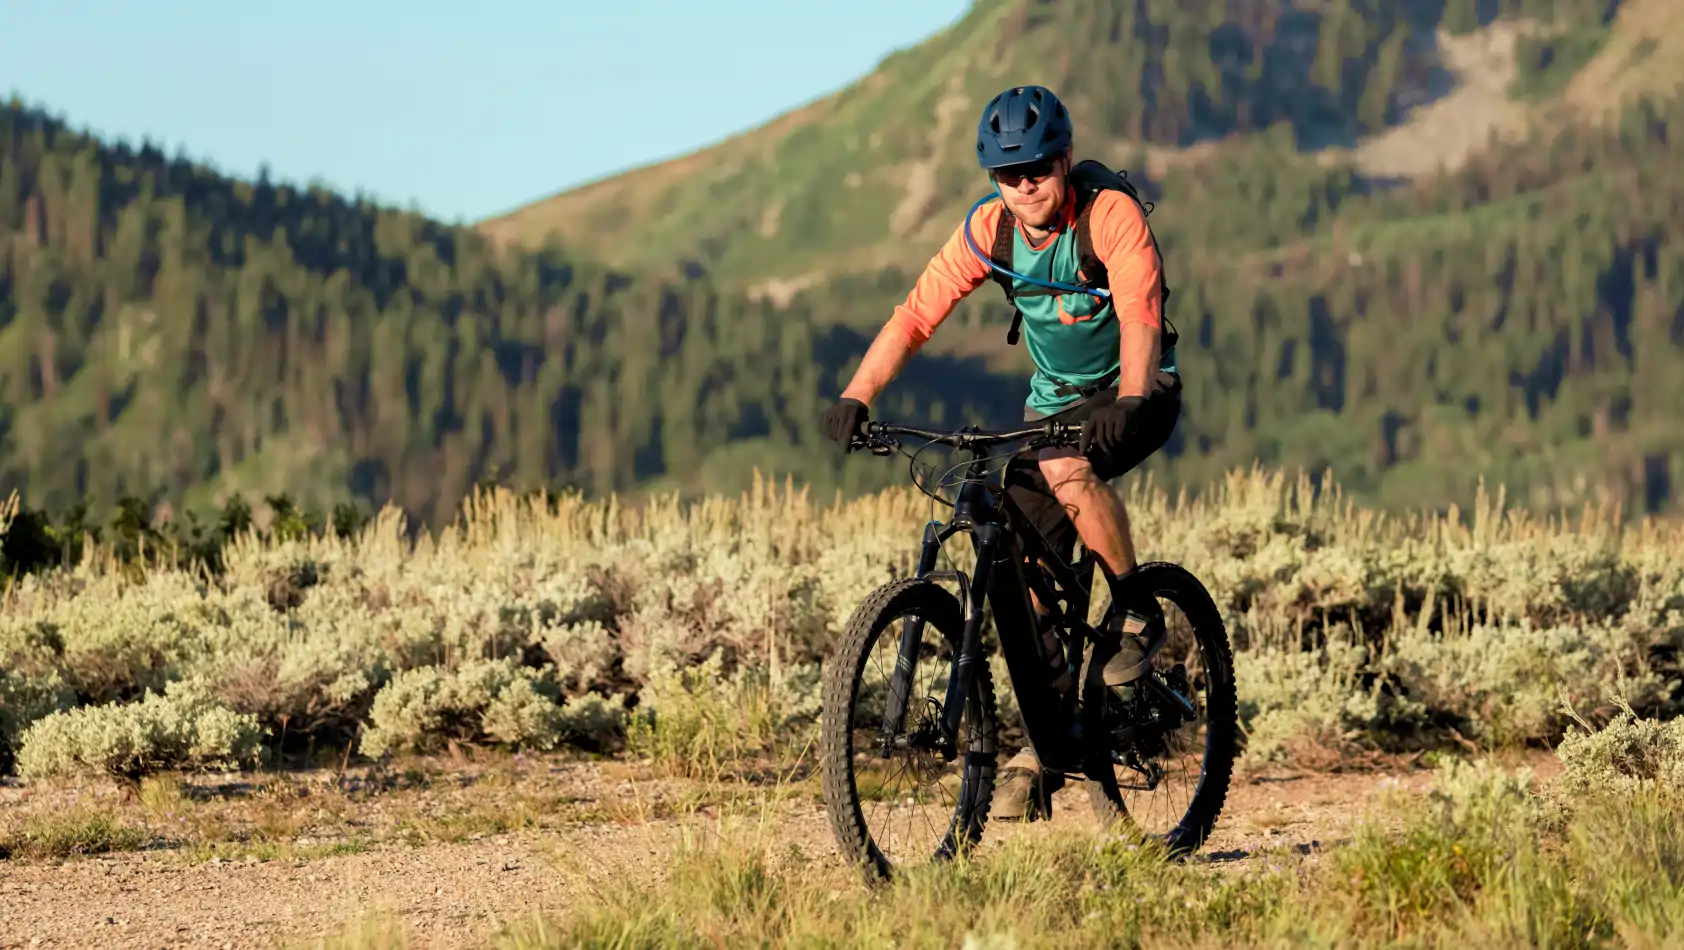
[820,577,999,883]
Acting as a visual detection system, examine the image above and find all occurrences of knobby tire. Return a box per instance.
[820,578,1000,884]
[1083,561,1238,856]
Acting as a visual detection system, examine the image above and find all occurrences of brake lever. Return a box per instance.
[1033,422,1080,451]
[847,435,897,456]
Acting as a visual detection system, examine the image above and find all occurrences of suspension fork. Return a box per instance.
[937,522,1000,755]
[877,521,948,755]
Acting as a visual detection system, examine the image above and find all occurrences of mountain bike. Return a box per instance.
[819,418,1237,883]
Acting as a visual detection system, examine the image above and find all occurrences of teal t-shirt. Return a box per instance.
[1003,208,1177,417]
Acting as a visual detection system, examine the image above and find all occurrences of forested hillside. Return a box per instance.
[481,0,1664,285]
[2,0,1681,531]
[0,103,1034,524]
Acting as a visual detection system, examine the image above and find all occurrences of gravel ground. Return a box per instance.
[0,751,1560,949]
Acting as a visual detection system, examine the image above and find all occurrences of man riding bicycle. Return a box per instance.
[821,85,1182,822]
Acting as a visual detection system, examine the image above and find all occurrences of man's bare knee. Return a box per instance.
[1036,448,1135,577]
[1037,451,1103,507]
[1035,449,1092,484]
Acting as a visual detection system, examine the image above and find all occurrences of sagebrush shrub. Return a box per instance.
[358,657,625,758]
[15,677,262,780]
[1553,702,1684,801]
[0,667,75,772]
[1,471,1679,775]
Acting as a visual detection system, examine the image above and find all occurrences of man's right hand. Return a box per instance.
[821,398,870,452]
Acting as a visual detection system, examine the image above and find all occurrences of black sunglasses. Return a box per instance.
[989,157,1061,188]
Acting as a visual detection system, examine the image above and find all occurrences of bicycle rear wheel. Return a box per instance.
[1082,561,1237,857]
[821,578,999,883]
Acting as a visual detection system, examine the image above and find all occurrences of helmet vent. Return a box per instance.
[1026,106,1039,126]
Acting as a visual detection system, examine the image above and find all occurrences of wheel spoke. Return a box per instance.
[823,579,998,881]
[1085,564,1237,856]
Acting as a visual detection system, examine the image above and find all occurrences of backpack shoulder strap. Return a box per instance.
[1069,160,1175,319]
[1070,159,1149,208]
[988,203,1026,345]
[989,204,1016,300]
[1073,194,1107,293]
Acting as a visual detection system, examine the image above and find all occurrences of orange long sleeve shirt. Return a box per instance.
[885,186,1164,349]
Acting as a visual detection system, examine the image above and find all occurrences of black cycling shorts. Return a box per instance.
[1002,370,1181,566]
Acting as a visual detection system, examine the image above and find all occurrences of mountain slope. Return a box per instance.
[480,0,1681,292]
[1560,0,1684,120]
[479,0,1465,287]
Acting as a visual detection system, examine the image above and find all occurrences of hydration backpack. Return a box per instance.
[971,159,1177,351]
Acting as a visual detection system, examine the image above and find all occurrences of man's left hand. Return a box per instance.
[1079,395,1145,457]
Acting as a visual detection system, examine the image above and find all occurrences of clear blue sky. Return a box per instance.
[1,1,971,223]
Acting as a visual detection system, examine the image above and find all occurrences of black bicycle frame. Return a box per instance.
[874,434,1115,776]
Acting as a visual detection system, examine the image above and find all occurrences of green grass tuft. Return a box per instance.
[0,806,151,861]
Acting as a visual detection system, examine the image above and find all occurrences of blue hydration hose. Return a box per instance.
[961,191,1110,301]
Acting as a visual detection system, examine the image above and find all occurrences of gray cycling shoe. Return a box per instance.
[1102,610,1153,699]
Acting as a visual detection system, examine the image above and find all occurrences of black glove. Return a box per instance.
[821,398,870,452]
[1079,396,1144,458]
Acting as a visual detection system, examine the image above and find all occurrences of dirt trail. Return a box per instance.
[1,816,717,950]
[0,752,1558,949]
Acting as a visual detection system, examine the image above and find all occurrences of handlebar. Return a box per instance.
[848,419,1082,455]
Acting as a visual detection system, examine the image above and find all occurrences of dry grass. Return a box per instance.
[0,746,803,866]
[482,759,1682,949]
[265,704,1684,950]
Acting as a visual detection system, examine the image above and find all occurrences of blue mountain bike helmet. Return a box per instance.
[976,85,1073,169]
